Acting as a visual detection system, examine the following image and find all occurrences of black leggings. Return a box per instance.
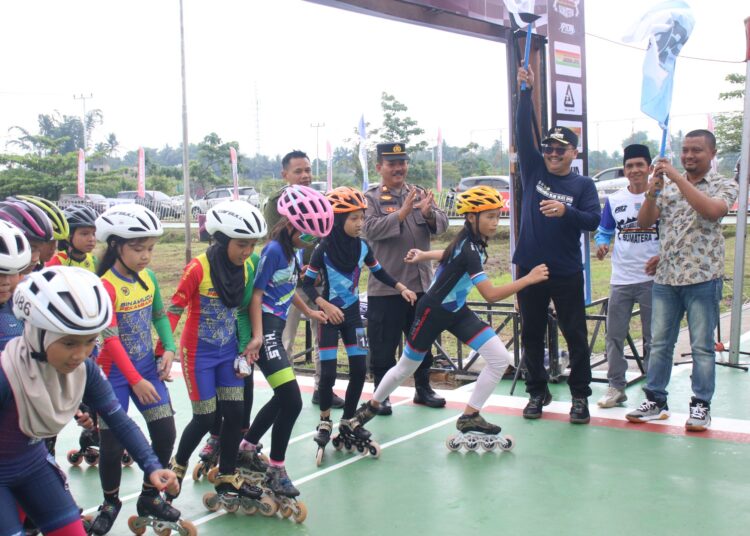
[174,398,244,475]
[208,371,255,435]
[243,381,302,462]
[319,358,366,419]
[100,416,175,491]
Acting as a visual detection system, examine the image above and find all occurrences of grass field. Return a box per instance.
[133,225,749,371]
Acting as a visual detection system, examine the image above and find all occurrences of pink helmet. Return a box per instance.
[277,185,333,238]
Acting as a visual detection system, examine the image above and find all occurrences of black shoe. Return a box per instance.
[331,393,345,409]
[570,397,590,424]
[523,388,552,420]
[377,397,392,416]
[413,386,446,408]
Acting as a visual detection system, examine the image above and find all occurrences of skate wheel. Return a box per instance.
[332,435,342,451]
[84,451,99,466]
[127,515,147,536]
[368,442,381,459]
[178,520,197,536]
[155,527,171,536]
[316,447,324,467]
[465,437,479,451]
[67,449,83,466]
[292,501,308,523]
[207,466,219,483]
[202,492,220,512]
[192,462,204,482]
[500,435,515,452]
[243,503,258,516]
[480,437,496,452]
[224,501,239,514]
[445,435,461,452]
[121,453,134,467]
[280,505,292,518]
[258,496,278,516]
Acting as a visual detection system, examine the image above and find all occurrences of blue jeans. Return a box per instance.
[644,279,722,405]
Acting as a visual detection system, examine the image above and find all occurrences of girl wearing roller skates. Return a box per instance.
[47,204,99,272]
[90,204,180,534]
[302,187,416,465]
[0,220,32,352]
[0,266,188,536]
[166,200,272,515]
[353,186,549,451]
[239,185,333,522]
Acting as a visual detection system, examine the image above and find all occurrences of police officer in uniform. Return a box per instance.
[364,142,449,414]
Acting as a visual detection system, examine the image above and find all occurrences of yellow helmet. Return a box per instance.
[15,195,69,240]
[456,186,505,214]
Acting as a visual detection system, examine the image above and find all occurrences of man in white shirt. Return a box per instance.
[594,144,659,407]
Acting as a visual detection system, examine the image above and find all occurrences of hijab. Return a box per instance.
[321,212,361,273]
[206,231,245,308]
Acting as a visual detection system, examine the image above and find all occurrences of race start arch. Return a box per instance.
[306,0,592,299]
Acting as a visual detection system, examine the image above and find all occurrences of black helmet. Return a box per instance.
[63,204,98,230]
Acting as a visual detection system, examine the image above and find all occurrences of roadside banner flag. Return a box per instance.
[77,149,85,197]
[137,147,146,198]
[358,114,369,191]
[326,140,333,192]
[436,128,443,193]
[623,0,695,156]
[230,147,239,200]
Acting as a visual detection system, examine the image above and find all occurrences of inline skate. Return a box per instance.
[192,435,220,482]
[263,465,307,523]
[313,418,332,466]
[202,472,276,516]
[86,500,121,535]
[165,458,188,503]
[236,446,269,486]
[445,412,514,452]
[331,417,381,458]
[128,491,196,535]
[67,427,100,467]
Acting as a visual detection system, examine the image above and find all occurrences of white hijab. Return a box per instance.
[0,325,86,439]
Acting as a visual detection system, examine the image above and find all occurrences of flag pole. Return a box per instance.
[520,23,532,90]
[728,16,750,366]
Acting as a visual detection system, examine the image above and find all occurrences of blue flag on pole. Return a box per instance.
[622,0,695,130]
[358,114,369,191]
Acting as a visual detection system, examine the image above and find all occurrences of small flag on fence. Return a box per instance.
[326,141,333,192]
[230,147,239,200]
[358,114,369,192]
[137,147,146,198]
[77,149,85,197]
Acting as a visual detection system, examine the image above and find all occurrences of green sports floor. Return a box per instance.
[56,340,750,536]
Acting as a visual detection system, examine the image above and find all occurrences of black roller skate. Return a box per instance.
[237,447,269,486]
[446,412,514,452]
[165,458,187,503]
[313,418,332,467]
[331,417,381,458]
[351,400,379,428]
[127,492,196,536]
[263,465,307,523]
[192,435,220,482]
[121,451,134,467]
[87,500,121,535]
[67,427,100,467]
[203,472,277,517]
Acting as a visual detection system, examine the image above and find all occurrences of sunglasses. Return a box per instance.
[298,233,316,245]
[541,144,572,156]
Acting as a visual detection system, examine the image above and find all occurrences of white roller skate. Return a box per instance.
[446,412,514,452]
[202,472,277,517]
[127,492,196,536]
[331,417,381,458]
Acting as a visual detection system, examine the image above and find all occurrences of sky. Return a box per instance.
[0,0,747,165]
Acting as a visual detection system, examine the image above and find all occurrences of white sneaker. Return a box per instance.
[685,399,711,432]
[597,387,627,408]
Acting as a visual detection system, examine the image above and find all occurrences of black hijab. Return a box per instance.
[322,212,361,273]
[206,231,245,308]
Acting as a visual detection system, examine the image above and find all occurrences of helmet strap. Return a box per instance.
[113,241,149,291]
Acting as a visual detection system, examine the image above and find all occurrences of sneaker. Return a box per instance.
[597,387,627,408]
[311,390,345,409]
[685,398,711,432]
[522,388,552,419]
[569,397,590,424]
[626,399,670,423]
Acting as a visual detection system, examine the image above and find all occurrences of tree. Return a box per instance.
[714,73,745,156]
[379,93,427,153]
[621,130,659,159]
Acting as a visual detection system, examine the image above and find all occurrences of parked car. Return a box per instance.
[170,195,200,218]
[58,193,110,214]
[592,166,627,205]
[196,186,261,214]
[445,176,511,213]
[116,190,177,218]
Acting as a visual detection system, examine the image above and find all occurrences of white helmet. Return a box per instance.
[95,204,163,243]
[0,220,32,275]
[13,266,112,335]
[206,200,267,239]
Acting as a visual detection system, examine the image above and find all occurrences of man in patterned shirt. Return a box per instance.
[626,130,739,431]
